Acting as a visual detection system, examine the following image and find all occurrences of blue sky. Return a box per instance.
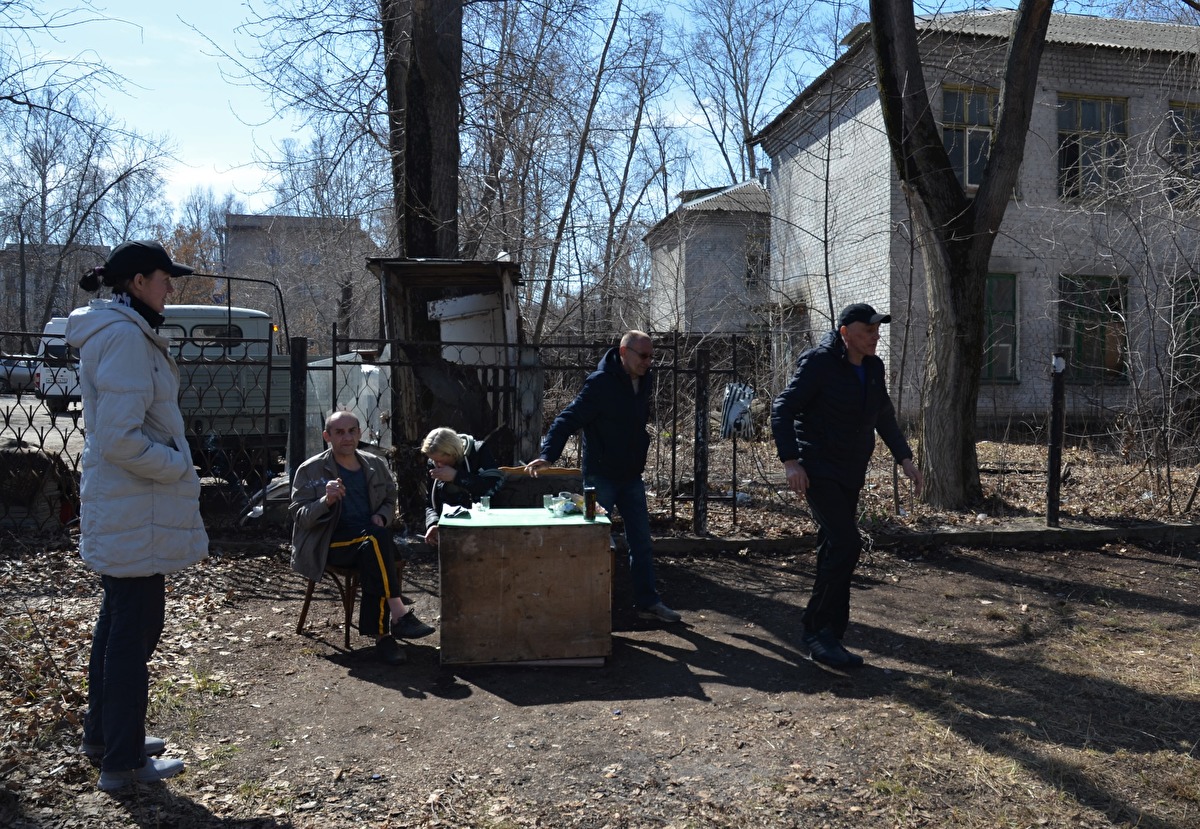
[45,0,297,211]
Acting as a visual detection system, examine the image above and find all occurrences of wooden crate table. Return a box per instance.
[438,507,612,666]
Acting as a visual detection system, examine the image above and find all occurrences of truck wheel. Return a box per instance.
[47,397,68,414]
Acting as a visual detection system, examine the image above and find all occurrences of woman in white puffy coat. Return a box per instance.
[66,241,208,792]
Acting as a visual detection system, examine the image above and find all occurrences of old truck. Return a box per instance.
[38,304,291,487]
[166,304,291,488]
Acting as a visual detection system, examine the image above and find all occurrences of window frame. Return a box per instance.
[1059,273,1128,384]
[1057,93,1128,201]
[1169,277,1200,379]
[941,86,999,190]
[1167,100,1200,205]
[982,272,1018,383]
[744,232,770,290]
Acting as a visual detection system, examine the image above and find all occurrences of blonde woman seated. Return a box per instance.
[421,427,505,545]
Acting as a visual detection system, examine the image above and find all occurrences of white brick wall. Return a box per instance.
[761,27,1200,424]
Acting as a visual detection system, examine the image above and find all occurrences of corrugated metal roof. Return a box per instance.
[912,10,1200,54]
[678,180,770,213]
[757,11,1200,146]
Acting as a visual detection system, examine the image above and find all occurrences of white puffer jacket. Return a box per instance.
[67,300,208,577]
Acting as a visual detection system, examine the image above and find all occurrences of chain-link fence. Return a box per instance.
[0,324,291,531]
[1,326,779,534]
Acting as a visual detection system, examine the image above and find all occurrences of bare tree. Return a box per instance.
[675,0,828,184]
[0,89,170,330]
[0,2,123,121]
[868,0,1053,507]
[230,0,460,259]
[459,0,683,341]
[268,134,387,341]
[177,188,242,272]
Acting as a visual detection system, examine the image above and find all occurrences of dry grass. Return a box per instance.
[0,442,1197,828]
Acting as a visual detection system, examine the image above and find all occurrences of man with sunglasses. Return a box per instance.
[526,330,681,623]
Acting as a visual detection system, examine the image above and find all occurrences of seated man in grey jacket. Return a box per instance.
[290,410,435,665]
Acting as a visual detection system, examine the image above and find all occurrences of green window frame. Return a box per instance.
[1058,94,1127,200]
[942,87,998,189]
[1059,274,1127,383]
[983,273,1017,382]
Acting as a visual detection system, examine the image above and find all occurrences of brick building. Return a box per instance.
[0,243,109,340]
[752,11,1200,424]
[644,180,772,334]
[223,214,381,349]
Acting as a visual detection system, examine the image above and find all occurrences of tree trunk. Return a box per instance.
[906,188,987,505]
[870,0,1053,508]
[381,0,462,259]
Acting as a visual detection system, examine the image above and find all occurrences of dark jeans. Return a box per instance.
[328,526,404,637]
[83,574,166,772]
[588,474,661,609]
[803,477,863,639]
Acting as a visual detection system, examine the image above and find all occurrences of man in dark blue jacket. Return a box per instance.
[772,304,922,668]
[526,330,680,623]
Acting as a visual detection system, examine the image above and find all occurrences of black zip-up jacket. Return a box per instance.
[539,346,652,483]
[424,434,505,530]
[770,330,912,491]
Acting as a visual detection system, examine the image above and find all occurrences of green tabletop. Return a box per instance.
[440,507,610,528]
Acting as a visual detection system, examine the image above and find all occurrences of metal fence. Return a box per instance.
[1,326,775,534]
[301,331,776,534]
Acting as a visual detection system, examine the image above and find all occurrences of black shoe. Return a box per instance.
[636,602,682,623]
[375,636,408,665]
[802,628,852,669]
[839,641,865,668]
[392,610,436,640]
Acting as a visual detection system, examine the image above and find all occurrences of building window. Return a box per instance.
[942,87,997,189]
[745,233,769,289]
[1058,94,1127,200]
[983,273,1017,382]
[1059,274,1127,382]
[1170,278,1200,379]
[1168,101,1200,204]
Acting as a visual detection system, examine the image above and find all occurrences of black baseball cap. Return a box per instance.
[837,303,891,328]
[105,240,194,279]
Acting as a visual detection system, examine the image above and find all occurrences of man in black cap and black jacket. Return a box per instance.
[771,303,923,669]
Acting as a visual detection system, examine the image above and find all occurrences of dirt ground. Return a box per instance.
[2,441,1199,827]
[2,509,1198,828]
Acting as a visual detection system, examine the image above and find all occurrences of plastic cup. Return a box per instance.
[478,496,490,512]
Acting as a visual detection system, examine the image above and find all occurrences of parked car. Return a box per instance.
[0,355,38,393]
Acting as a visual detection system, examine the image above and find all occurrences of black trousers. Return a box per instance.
[328,526,405,637]
[83,574,165,771]
[802,477,863,639]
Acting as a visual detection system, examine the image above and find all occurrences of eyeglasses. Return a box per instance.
[627,348,654,361]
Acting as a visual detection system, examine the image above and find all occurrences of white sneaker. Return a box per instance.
[97,757,184,792]
[637,602,682,623]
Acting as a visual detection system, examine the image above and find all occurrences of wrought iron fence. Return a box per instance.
[1,325,774,534]
[308,331,773,534]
